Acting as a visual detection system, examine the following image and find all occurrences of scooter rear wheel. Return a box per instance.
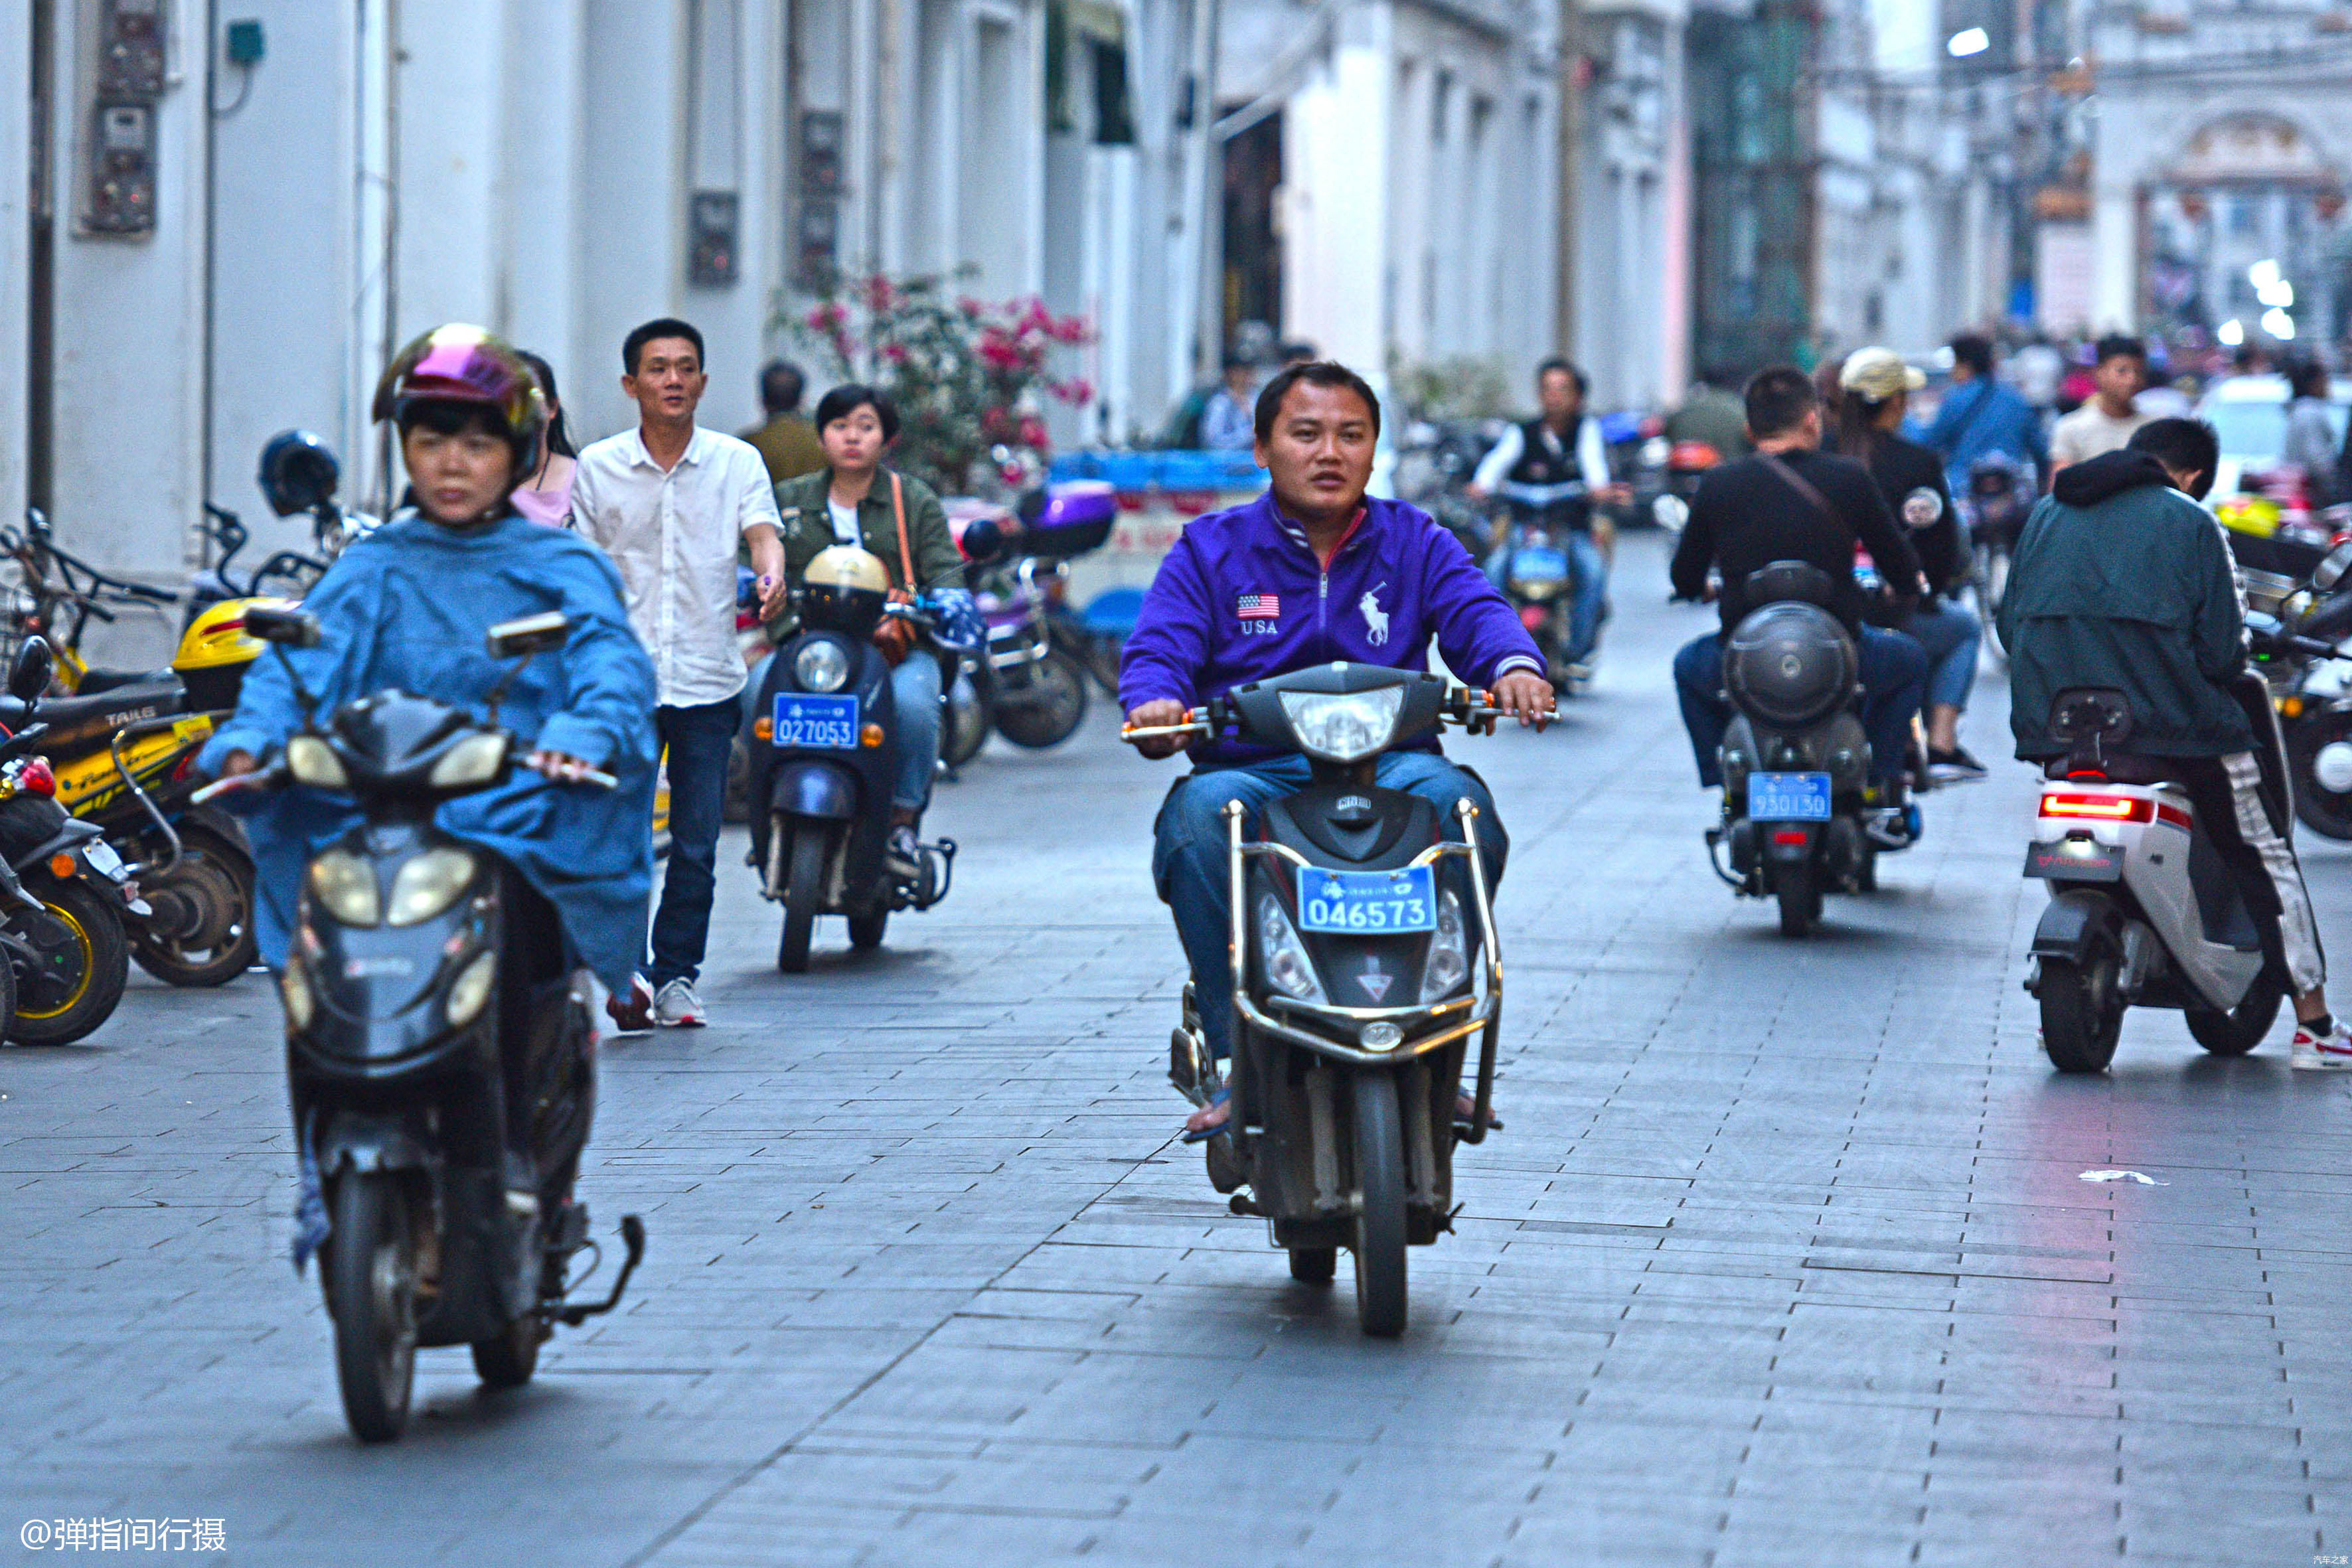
[2185,971,2284,1058]
[2289,712,2352,841]
[6,878,130,1045]
[327,1172,418,1443]
[127,824,257,988]
[1350,1073,1409,1337]
[1773,862,1821,937]
[993,650,1088,749]
[777,826,826,974]
[2040,949,2124,1073]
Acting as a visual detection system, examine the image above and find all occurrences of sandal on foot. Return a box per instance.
[1182,1085,1232,1143]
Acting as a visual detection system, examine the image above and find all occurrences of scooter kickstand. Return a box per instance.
[556,1214,646,1326]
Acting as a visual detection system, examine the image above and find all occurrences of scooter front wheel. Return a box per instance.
[1351,1073,1408,1337]
[471,1312,544,1389]
[327,1171,418,1443]
[2040,949,2124,1073]
[2185,970,2284,1058]
[777,826,826,974]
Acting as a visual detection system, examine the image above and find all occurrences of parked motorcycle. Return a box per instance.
[1703,562,1919,936]
[2254,539,2352,840]
[1121,665,1506,1337]
[973,484,1117,749]
[2020,673,2323,1071]
[193,604,644,1443]
[0,639,139,1044]
[746,548,956,972]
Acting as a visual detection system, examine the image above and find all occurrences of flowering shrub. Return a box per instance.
[783,274,1093,494]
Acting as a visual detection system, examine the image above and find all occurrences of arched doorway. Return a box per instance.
[2141,114,2348,350]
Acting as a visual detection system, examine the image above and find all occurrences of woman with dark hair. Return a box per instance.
[1837,347,1988,784]
[769,384,975,873]
[512,350,579,526]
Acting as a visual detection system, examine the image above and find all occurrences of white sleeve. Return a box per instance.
[738,448,784,534]
[567,457,603,543]
[1471,426,1523,491]
[1578,420,1612,489]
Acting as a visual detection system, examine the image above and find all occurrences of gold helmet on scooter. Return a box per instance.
[800,546,892,637]
[172,596,295,712]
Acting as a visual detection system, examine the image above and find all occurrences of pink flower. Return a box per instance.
[1054,377,1094,406]
[1018,415,1048,449]
[882,343,909,364]
[1049,315,1090,346]
[863,275,896,311]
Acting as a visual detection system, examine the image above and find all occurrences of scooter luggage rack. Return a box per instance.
[1223,796,1504,1143]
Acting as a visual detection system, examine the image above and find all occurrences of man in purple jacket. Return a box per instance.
[1122,361,1556,1138]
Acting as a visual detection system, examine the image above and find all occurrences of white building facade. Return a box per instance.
[0,0,1209,611]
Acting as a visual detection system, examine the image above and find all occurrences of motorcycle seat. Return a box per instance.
[29,681,191,757]
[77,666,175,694]
[2041,754,2181,787]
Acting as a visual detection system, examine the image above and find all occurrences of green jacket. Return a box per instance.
[771,467,967,637]
[1999,458,2250,759]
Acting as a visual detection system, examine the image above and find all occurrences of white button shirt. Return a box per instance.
[568,425,783,708]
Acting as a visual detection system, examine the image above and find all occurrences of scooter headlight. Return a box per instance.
[280,961,315,1031]
[1256,893,1327,1004]
[428,732,509,789]
[307,850,379,927]
[1277,687,1404,763]
[387,846,477,927]
[795,639,852,693]
[1420,890,1469,1001]
[445,950,497,1027]
[285,734,349,789]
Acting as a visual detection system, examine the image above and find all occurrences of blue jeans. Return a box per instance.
[1903,599,1982,714]
[647,696,740,988]
[1150,751,1507,1061]
[890,651,943,813]
[1482,528,1608,665]
[741,649,941,813]
[1673,627,1927,789]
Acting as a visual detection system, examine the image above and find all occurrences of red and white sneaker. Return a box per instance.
[2291,1020,2352,1071]
[654,979,707,1028]
[605,973,656,1034]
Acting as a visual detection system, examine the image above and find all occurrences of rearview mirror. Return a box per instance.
[487,611,570,660]
[959,516,1007,566]
[9,637,53,700]
[243,605,323,647]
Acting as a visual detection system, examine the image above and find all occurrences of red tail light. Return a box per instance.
[1770,828,1810,846]
[2039,791,2153,823]
[1518,605,1547,631]
[18,758,54,797]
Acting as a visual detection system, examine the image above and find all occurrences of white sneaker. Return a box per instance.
[2292,1021,2352,1070]
[654,979,707,1029]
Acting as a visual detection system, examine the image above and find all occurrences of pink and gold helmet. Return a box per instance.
[370,323,548,465]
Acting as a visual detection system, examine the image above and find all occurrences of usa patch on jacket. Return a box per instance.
[1237,593,1281,619]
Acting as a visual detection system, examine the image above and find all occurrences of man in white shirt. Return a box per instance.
[570,317,786,1030]
[2049,335,2152,475]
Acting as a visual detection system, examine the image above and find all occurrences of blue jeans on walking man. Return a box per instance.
[647,696,740,990]
[1672,627,1927,789]
[1151,750,1508,1062]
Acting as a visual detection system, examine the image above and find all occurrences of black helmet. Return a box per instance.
[1725,601,1857,729]
[258,430,341,517]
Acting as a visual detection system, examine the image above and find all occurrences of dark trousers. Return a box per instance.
[647,697,740,988]
[1674,627,1926,788]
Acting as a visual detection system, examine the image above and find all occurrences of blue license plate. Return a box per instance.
[773,693,860,750]
[1296,866,1438,934]
[1748,771,1832,822]
[1512,548,1569,583]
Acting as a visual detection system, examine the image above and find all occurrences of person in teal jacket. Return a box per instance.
[199,325,659,994]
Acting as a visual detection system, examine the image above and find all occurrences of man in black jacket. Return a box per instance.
[2002,417,2350,1068]
[1670,367,1930,820]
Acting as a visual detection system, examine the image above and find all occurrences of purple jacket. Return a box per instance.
[1119,491,1545,766]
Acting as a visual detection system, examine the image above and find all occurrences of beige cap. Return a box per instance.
[1839,347,1926,402]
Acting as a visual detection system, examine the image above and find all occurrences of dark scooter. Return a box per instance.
[1705,562,1919,936]
[747,552,955,973]
[194,605,643,1443]
[1123,665,1505,1336]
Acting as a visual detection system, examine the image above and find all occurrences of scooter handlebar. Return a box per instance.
[190,760,287,805]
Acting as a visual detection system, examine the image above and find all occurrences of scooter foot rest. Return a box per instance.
[1227,1191,1266,1217]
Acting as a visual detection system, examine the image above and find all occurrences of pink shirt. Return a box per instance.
[511,475,573,526]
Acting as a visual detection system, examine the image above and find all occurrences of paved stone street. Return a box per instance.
[6,532,2352,1567]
